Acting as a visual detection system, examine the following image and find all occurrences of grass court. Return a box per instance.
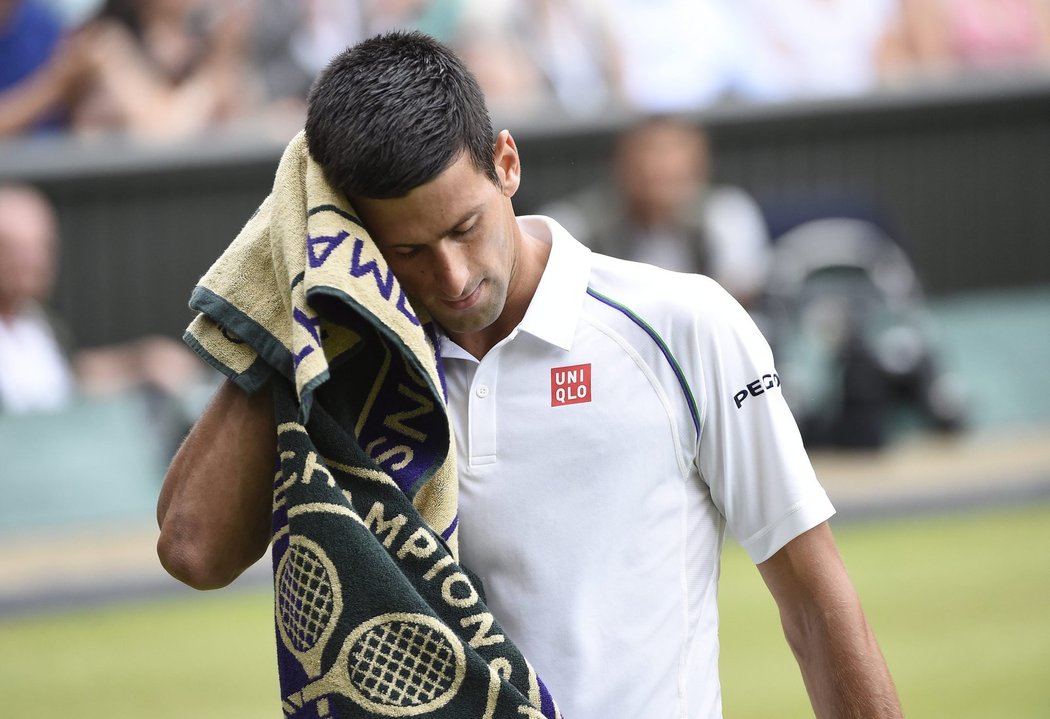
[1,502,1048,718]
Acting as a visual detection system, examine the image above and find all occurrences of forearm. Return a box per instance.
[157,378,276,589]
[759,523,903,718]
[785,596,902,718]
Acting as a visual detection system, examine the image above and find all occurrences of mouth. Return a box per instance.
[441,282,483,311]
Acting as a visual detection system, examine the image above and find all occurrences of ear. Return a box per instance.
[493,130,521,197]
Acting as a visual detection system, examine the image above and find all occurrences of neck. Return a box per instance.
[449,224,551,360]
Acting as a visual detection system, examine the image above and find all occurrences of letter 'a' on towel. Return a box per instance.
[183,131,562,719]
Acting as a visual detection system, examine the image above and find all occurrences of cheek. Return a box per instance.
[383,258,425,298]
[400,268,432,297]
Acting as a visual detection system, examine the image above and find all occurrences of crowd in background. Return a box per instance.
[0,0,1008,451]
[3,0,1050,141]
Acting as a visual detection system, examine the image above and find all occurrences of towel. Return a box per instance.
[184,131,562,719]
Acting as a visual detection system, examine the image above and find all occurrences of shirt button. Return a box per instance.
[475,384,490,398]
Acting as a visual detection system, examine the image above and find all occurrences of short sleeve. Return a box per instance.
[691,279,834,563]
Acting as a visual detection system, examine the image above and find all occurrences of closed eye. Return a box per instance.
[392,245,424,258]
[450,214,480,238]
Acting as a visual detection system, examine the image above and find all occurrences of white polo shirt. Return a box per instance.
[439,216,833,719]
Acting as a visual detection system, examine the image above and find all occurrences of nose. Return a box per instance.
[431,242,472,299]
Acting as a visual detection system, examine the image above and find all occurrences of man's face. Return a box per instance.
[617,122,708,225]
[352,138,521,339]
[0,190,58,309]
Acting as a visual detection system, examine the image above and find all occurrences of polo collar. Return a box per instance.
[437,215,592,359]
[515,215,592,351]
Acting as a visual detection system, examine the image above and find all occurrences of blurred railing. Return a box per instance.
[3,71,1049,347]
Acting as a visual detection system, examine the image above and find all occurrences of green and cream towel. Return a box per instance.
[184,131,562,719]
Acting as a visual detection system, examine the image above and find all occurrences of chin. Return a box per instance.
[440,307,500,336]
[441,316,491,336]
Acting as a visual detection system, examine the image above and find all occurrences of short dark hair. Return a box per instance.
[305,31,499,200]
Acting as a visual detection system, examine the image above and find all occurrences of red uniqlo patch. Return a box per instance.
[551,363,592,407]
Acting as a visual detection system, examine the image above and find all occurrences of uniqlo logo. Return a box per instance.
[551,363,591,407]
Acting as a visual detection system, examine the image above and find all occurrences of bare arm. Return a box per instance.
[758,522,903,719]
[157,378,276,590]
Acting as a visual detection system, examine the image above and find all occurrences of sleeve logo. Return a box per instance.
[733,372,781,409]
[551,363,592,407]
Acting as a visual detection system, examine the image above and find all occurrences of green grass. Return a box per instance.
[1,503,1048,718]
[719,503,1050,718]
[0,589,279,719]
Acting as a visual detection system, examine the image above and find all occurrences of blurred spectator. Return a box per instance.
[250,1,467,126]
[8,0,1050,139]
[248,0,364,128]
[735,0,911,101]
[68,0,259,139]
[455,0,620,116]
[0,183,212,450]
[0,182,75,411]
[607,0,743,111]
[899,0,1050,73]
[544,115,772,307]
[0,0,88,135]
[526,0,621,115]
[453,0,546,114]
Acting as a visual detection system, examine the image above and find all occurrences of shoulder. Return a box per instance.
[586,253,747,332]
[584,254,775,387]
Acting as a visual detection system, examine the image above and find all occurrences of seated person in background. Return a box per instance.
[0,0,89,136]
[0,183,211,451]
[246,0,466,133]
[606,0,743,112]
[734,0,912,101]
[544,115,772,307]
[454,0,621,116]
[1,0,260,140]
[68,0,257,139]
[247,0,365,129]
[0,182,75,411]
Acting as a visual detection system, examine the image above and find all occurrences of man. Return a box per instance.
[544,114,772,308]
[0,182,76,411]
[158,31,902,719]
[0,182,208,460]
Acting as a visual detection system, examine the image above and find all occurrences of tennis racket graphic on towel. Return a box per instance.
[288,612,467,717]
[276,535,344,680]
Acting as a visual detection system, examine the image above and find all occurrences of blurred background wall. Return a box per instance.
[1,1,1048,500]
[3,0,1050,346]
[3,76,1050,346]
[2,75,1050,344]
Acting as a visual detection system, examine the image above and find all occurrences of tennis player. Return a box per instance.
[158,31,903,719]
